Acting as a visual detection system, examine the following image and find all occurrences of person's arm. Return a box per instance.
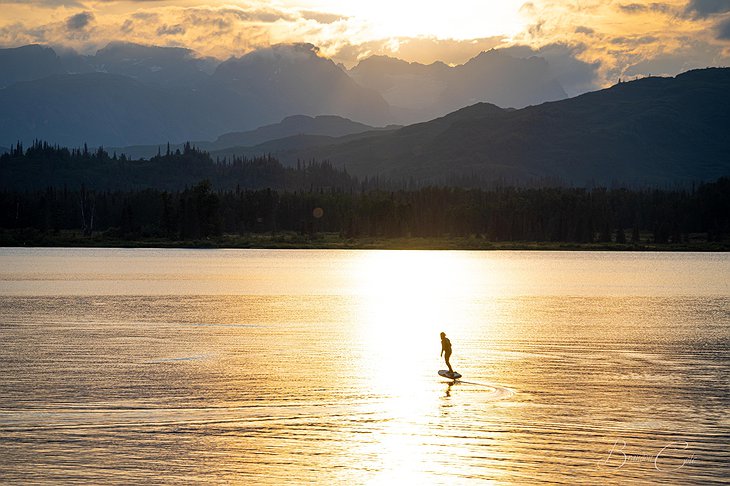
[440,342,444,356]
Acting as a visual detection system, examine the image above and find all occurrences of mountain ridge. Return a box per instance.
[108,114,396,159]
[0,43,394,146]
[247,68,730,186]
[349,48,567,124]
[0,42,571,146]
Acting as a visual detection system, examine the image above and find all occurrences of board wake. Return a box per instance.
[438,370,515,400]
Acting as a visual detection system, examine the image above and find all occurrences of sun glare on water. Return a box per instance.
[353,251,482,382]
[347,251,507,480]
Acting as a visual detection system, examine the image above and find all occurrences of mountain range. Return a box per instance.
[0,42,569,147]
[107,114,398,160]
[0,43,393,146]
[349,51,566,124]
[213,68,730,186]
[1,42,728,187]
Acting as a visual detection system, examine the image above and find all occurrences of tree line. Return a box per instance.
[0,140,357,192]
[1,140,728,243]
[2,178,728,243]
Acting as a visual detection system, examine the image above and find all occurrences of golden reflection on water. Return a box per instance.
[0,249,729,484]
[353,250,487,363]
[350,251,511,482]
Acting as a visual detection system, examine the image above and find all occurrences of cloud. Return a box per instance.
[499,43,600,95]
[717,17,730,39]
[301,10,345,24]
[118,12,159,35]
[684,0,730,18]
[0,0,83,6]
[156,24,184,36]
[132,12,159,21]
[0,21,49,45]
[1,0,728,94]
[328,37,506,67]
[250,10,293,23]
[181,6,293,25]
[611,35,660,45]
[183,8,241,30]
[66,11,93,30]
[332,36,600,94]
[396,37,507,65]
[623,36,727,75]
[514,0,730,89]
[619,3,672,14]
[619,3,648,13]
[120,19,133,34]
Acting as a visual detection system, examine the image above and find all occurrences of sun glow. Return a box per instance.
[348,250,500,480]
[285,0,527,40]
[352,251,482,382]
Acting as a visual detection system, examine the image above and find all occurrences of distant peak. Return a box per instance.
[314,115,351,121]
[279,114,362,125]
[676,66,730,81]
[354,55,416,68]
[472,49,504,59]
[96,41,149,54]
[280,114,315,123]
[96,41,195,58]
[362,55,404,63]
[15,44,49,51]
[248,43,321,59]
[277,43,319,54]
[1,44,56,55]
[452,101,506,115]
[101,40,145,49]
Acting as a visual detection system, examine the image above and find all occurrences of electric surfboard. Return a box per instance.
[438,370,462,380]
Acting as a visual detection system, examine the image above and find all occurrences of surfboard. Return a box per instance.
[438,370,462,380]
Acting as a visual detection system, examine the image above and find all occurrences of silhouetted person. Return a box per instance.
[440,332,454,375]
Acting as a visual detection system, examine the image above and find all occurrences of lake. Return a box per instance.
[0,248,728,484]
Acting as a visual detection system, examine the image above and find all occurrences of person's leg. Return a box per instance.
[445,351,453,373]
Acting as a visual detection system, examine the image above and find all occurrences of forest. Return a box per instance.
[0,141,358,192]
[1,141,729,246]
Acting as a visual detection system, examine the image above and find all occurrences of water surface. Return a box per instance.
[1,249,728,484]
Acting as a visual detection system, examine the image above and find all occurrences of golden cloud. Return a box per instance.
[517,0,730,84]
[0,0,727,92]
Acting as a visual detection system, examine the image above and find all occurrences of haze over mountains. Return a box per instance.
[349,51,566,124]
[1,41,728,187]
[220,68,730,186]
[0,42,569,147]
[0,43,393,146]
[109,114,397,160]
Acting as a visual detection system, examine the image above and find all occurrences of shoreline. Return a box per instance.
[2,230,728,251]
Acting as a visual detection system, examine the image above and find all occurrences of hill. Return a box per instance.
[267,68,730,186]
[214,114,389,148]
[108,114,396,159]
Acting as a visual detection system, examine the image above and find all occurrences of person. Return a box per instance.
[440,332,455,375]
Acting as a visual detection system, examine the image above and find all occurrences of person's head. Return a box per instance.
[440,332,446,338]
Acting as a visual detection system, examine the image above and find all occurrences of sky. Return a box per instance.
[1,0,729,92]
